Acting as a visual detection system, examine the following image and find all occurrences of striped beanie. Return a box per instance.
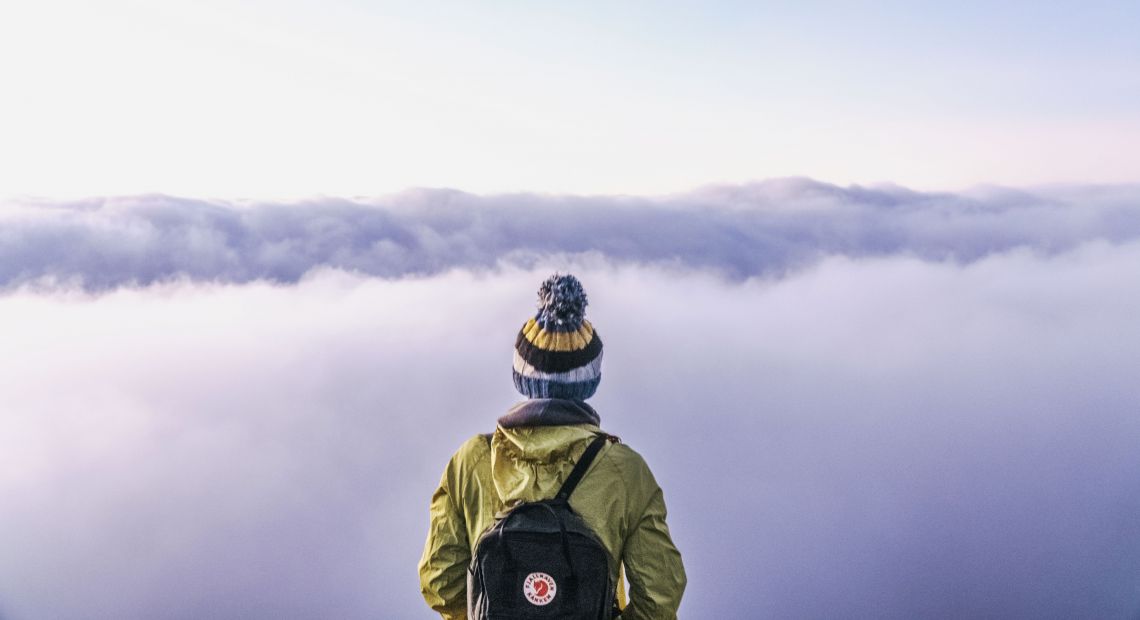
[513,274,603,400]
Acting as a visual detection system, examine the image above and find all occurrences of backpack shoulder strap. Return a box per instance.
[555,434,609,502]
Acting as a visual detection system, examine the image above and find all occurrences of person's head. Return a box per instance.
[512,273,603,400]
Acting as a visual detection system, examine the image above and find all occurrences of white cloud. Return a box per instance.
[1,249,1139,618]
[2,179,1139,291]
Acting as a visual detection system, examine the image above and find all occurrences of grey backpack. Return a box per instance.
[468,434,618,619]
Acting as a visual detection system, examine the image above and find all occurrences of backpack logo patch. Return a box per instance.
[523,572,557,606]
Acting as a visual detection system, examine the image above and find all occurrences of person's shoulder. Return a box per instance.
[451,433,494,466]
[600,435,653,475]
[596,436,664,509]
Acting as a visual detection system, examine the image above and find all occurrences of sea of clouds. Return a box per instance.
[4,177,1140,290]
[1,179,1139,619]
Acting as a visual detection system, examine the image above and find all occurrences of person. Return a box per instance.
[418,273,686,619]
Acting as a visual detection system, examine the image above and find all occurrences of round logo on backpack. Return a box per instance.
[523,572,557,606]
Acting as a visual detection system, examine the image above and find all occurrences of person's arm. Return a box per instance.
[418,456,470,620]
[622,483,687,620]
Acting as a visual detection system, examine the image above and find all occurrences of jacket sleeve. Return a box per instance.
[621,483,687,620]
[418,455,470,620]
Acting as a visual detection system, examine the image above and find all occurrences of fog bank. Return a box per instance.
[2,248,1139,618]
[3,179,1139,290]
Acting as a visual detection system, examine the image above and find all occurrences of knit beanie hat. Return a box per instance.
[513,273,603,400]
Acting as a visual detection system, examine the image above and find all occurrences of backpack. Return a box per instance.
[468,433,619,619]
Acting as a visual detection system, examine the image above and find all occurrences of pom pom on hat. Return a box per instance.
[536,273,588,330]
[513,273,603,400]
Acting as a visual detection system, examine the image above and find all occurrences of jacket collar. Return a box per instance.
[498,398,601,428]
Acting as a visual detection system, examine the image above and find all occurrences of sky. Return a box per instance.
[1,0,1139,198]
[3,2,1140,619]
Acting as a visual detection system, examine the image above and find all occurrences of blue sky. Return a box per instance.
[1,0,1137,198]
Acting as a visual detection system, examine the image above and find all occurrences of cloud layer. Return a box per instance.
[2,249,1140,618]
[3,178,1140,290]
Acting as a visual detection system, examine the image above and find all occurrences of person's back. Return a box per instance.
[418,274,686,619]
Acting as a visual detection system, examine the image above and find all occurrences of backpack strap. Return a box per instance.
[555,434,609,502]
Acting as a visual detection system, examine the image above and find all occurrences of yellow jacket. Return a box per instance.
[418,400,686,619]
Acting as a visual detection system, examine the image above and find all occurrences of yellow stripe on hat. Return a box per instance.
[521,318,594,352]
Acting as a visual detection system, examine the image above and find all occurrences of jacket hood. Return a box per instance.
[491,399,602,504]
[498,398,601,429]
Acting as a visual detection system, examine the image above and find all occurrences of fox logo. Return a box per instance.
[523,572,557,606]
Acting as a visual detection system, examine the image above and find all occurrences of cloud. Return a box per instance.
[1,249,1139,618]
[2,178,1140,290]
